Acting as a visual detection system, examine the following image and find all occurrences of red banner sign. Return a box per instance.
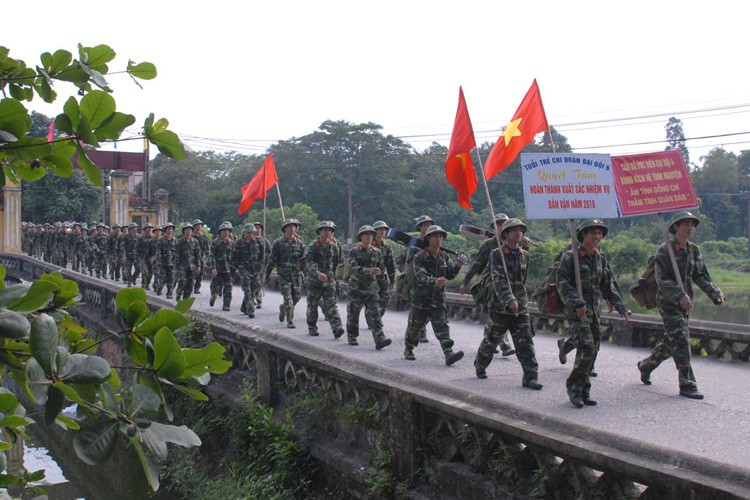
[611,150,698,216]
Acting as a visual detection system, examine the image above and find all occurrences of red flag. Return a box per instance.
[484,79,549,180]
[445,87,478,210]
[238,153,279,215]
[47,122,55,142]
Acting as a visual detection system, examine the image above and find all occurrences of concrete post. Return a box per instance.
[109,170,131,227]
[1,178,22,254]
[154,189,169,228]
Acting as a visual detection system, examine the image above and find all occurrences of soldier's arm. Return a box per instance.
[691,244,723,302]
[555,251,586,311]
[600,255,629,315]
[413,253,436,287]
[462,242,490,286]
[654,244,686,304]
[490,249,516,309]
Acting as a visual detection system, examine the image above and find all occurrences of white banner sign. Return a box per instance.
[521,153,620,219]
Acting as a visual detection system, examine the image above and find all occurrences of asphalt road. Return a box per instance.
[156,281,750,472]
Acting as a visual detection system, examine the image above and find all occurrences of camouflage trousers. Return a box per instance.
[405,305,454,353]
[154,266,174,296]
[73,252,85,273]
[378,287,392,317]
[278,275,302,325]
[240,272,260,315]
[175,268,196,300]
[192,264,204,293]
[123,257,139,285]
[211,272,234,308]
[94,254,107,278]
[638,303,697,391]
[141,261,154,289]
[475,311,538,384]
[308,283,343,335]
[109,256,121,280]
[347,289,385,343]
[564,313,601,398]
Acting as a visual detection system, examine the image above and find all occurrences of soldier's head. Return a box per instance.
[424,225,448,248]
[576,219,608,250]
[142,222,153,236]
[181,222,194,238]
[192,219,203,234]
[316,221,336,242]
[500,218,527,246]
[668,211,700,237]
[218,221,233,237]
[128,223,138,235]
[253,221,264,236]
[357,225,376,245]
[112,224,121,234]
[281,218,300,237]
[490,213,509,231]
[243,223,257,239]
[372,220,389,241]
[163,222,175,236]
[413,215,435,236]
[152,226,163,237]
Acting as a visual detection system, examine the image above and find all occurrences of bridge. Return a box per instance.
[3,253,750,498]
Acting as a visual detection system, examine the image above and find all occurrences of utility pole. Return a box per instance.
[347,164,354,244]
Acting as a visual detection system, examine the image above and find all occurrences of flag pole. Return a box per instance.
[276,184,285,221]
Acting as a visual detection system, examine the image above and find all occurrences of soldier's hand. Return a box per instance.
[435,276,448,288]
[459,284,470,295]
[679,295,692,312]
[369,267,381,277]
[575,306,587,321]
[509,300,519,316]
[263,278,270,287]
[620,311,630,324]
[211,269,218,278]
[715,293,725,306]
[318,272,328,283]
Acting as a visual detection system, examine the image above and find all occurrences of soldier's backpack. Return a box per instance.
[630,255,657,309]
[531,249,566,315]
[470,266,493,313]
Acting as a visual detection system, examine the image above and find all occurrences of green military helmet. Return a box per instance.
[73,221,81,228]
[316,220,336,233]
[54,221,62,228]
[281,218,301,231]
[490,213,509,229]
[372,220,390,231]
[128,222,138,229]
[218,221,233,231]
[181,222,194,232]
[81,225,89,233]
[413,215,435,231]
[243,223,258,233]
[667,210,700,233]
[152,225,163,233]
[103,225,110,230]
[142,222,154,230]
[192,219,204,226]
[357,224,376,240]
[575,218,608,242]
[163,222,176,230]
[500,218,527,238]
[96,222,105,229]
[253,221,263,229]
[112,223,121,230]
[424,224,448,240]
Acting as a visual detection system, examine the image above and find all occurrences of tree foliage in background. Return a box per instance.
[666,117,690,167]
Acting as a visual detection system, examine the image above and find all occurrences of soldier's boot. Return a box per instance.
[166,289,173,299]
[474,351,492,379]
[637,360,652,385]
[333,327,345,339]
[286,309,295,329]
[255,300,262,309]
[308,326,319,337]
[581,392,597,405]
[500,335,515,356]
[558,337,574,365]
[222,303,231,312]
[375,336,392,350]
[209,293,217,307]
[347,335,358,346]
[567,389,584,409]
[404,346,415,360]
[444,349,464,367]
[474,360,488,379]
[523,379,544,390]
[418,326,428,343]
[678,367,703,399]
[279,305,285,323]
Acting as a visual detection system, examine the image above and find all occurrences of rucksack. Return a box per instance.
[470,266,493,313]
[630,255,657,309]
[531,249,566,315]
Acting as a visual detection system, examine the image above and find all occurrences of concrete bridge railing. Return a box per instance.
[4,253,750,498]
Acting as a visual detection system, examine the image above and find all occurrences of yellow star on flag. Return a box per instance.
[501,117,523,146]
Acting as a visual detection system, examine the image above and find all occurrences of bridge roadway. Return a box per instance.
[175,283,750,476]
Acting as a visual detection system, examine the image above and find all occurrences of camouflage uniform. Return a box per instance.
[401,215,436,342]
[372,220,395,318]
[209,222,236,311]
[232,226,263,317]
[155,224,178,298]
[192,220,209,294]
[174,224,202,301]
[473,219,541,389]
[264,219,305,328]
[637,211,723,399]
[120,225,140,286]
[404,225,463,365]
[107,226,122,281]
[92,226,108,278]
[147,228,162,292]
[345,226,391,349]
[138,224,154,289]
[556,219,627,407]
[253,222,271,309]
[305,222,345,338]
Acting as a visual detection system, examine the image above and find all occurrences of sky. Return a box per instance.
[7,1,750,166]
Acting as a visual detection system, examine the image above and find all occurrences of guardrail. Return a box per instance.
[4,253,750,498]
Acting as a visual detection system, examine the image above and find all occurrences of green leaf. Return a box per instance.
[75,145,101,187]
[46,49,73,73]
[0,415,31,429]
[0,391,18,414]
[80,44,116,70]
[75,114,99,147]
[0,441,12,452]
[0,282,31,307]
[139,374,172,422]
[115,287,147,314]
[130,384,160,416]
[0,98,30,141]
[135,309,188,338]
[42,153,74,177]
[61,354,111,384]
[0,309,31,339]
[55,413,80,431]
[62,97,80,131]
[73,418,119,465]
[80,90,116,129]
[126,301,150,330]
[30,314,59,377]
[13,162,47,182]
[125,333,148,366]
[181,342,232,379]
[34,77,56,103]
[153,327,185,379]
[7,279,58,312]
[54,279,80,306]
[52,382,86,407]
[26,358,51,404]
[138,421,201,461]
[2,136,51,161]
[174,297,193,314]
[94,112,135,142]
[44,385,64,425]
[129,438,160,491]
[128,61,157,80]
[169,383,208,401]
[148,130,185,161]
[0,266,5,289]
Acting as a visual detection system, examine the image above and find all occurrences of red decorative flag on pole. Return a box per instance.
[238,153,279,215]
[484,79,549,180]
[445,87,478,210]
[46,121,55,142]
